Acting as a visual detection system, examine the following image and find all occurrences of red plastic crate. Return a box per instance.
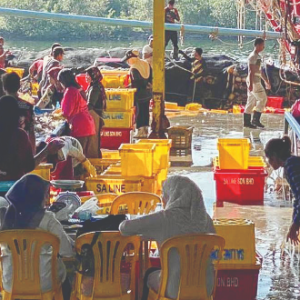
[214,168,268,204]
[215,268,260,300]
[266,96,284,109]
[101,128,132,150]
[76,74,89,91]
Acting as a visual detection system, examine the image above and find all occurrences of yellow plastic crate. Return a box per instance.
[217,138,251,170]
[101,150,121,160]
[102,109,135,129]
[141,176,158,194]
[88,158,120,175]
[213,219,256,265]
[105,88,136,111]
[30,164,53,181]
[5,67,25,78]
[104,165,122,175]
[119,143,156,178]
[157,168,168,191]
[85,175,143,195]
[101,70,130,88]
[213,156,266,169]
[137,139,172,172]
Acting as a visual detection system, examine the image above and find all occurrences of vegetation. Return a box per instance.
[0,0,257,40]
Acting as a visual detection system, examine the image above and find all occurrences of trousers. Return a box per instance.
[245,82,267,114]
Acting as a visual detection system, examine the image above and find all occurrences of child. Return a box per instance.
[265,136,300,245]
[0,37,10,69]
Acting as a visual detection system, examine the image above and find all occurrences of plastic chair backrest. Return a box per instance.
[159,234,225,300]
[96,193,118,206]
[110,192,161,215]
[75,231,140,299]
[0,230,60,298]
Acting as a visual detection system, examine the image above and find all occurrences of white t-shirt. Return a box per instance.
[142,45,153,67]
[248,50,262,84]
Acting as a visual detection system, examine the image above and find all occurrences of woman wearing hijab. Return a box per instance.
[85,67,107,158]
[122,49,152,138]
[58,69,96,157]
[0,174,74,300]
[0,96,63,185]
[119,175,216,300]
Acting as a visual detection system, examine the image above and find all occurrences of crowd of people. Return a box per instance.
[1,4,300,299]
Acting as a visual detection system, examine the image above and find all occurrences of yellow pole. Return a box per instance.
[149,0,167,138]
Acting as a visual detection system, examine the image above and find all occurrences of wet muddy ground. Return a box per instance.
[168,112,299,299]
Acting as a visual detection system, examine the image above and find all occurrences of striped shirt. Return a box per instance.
[285,155,300,224]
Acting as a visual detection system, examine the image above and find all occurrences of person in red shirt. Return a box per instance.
[165,0,180,60]
[29,59,44,82]
[58,69,96,157]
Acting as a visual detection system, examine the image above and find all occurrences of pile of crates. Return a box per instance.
[75,69,135,150]
[85,140,172,196]
[213,219,262,300]
[101,88,136,150]
[213,138,267,205]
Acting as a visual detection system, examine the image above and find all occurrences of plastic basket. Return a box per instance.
[217,138,251,170]
[103,164,122,175]
[30,164,53,181]
[213,156,266,170]
[141,175,158,194]
[105,88,136,111]
[137,139,172,171]
[85,175,143,195]
[157,168,168,192]
[167,126,194,149]
[214,168,267,204]
[88,158,120,175]
[213,219,256,265]
[5,67,25,78]
[215,255,262,300]
[102,109,135,129]
[101,128,133,150]
[101,71,131,89]
[267,96,284,109]
[101,150,121,160]
[119,143,156,178]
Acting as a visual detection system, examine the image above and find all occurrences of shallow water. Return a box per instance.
[169,112,300,299]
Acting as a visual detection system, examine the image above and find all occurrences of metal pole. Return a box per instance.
[0,7,282,39]
[149,0,166,138]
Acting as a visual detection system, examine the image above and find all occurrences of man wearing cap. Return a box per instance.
[122,50,152,138]
[143,35,153,68]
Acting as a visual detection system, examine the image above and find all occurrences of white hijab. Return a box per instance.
[162,175,215,234]
[128,57,151,79]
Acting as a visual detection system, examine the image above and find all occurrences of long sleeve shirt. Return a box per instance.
[284,156,300,224]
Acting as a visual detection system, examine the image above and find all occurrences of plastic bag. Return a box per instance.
[73,197,100,216]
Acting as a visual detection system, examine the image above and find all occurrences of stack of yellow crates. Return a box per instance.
[85,139,172,196]
[101,88,136,150]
